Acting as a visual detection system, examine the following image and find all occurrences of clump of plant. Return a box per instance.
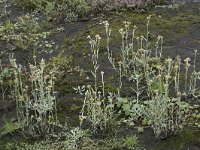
[88,0,159,11]
[16,141,59,150]
[0,121,23,136]
[15,128,140,150]
[102,16,161,95]
[191,105,200,129]
[0,58,13,111]
[0,14,56,52]
[99,135,139,149]
[114,0,157,8]
[15,0,43,11]
[143,94,190,138]
[16,127,91,150]
[0,59,8,101]
[10,56,57,137]
[15,0,90,22]
[14,128,140,150]
[56,0,90,21]
[76,35,118,133]
[0,0,10,19]
[98,16,197,139]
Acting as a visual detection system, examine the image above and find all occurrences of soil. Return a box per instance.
[0,1,200,150]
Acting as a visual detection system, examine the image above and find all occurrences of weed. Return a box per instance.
[143,94,190,139]
[99,16,198,138]
[0,14,56,52]
[0,0,9,19]
[10,56,57,137]
[77,35,118,133]
[15,0,90,22]
[1,121,23,136]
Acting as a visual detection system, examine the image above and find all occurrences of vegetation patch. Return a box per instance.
[0,1,200,150]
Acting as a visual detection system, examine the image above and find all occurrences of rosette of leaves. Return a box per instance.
[116,97,145,122]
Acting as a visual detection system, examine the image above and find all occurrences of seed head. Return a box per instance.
[40,58,45,66]
[147,15,152,20]
[95,35,101,40]
[184,57,191,62]
[87,35,91,39]
[119,28,124,35]
[166,58,172,63]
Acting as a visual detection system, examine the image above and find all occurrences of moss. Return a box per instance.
[0,135,35,150]
[57,97,82,126]
[155,127,200,150]
[104,83,118,93]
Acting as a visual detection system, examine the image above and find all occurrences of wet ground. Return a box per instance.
[0,1,200,150]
